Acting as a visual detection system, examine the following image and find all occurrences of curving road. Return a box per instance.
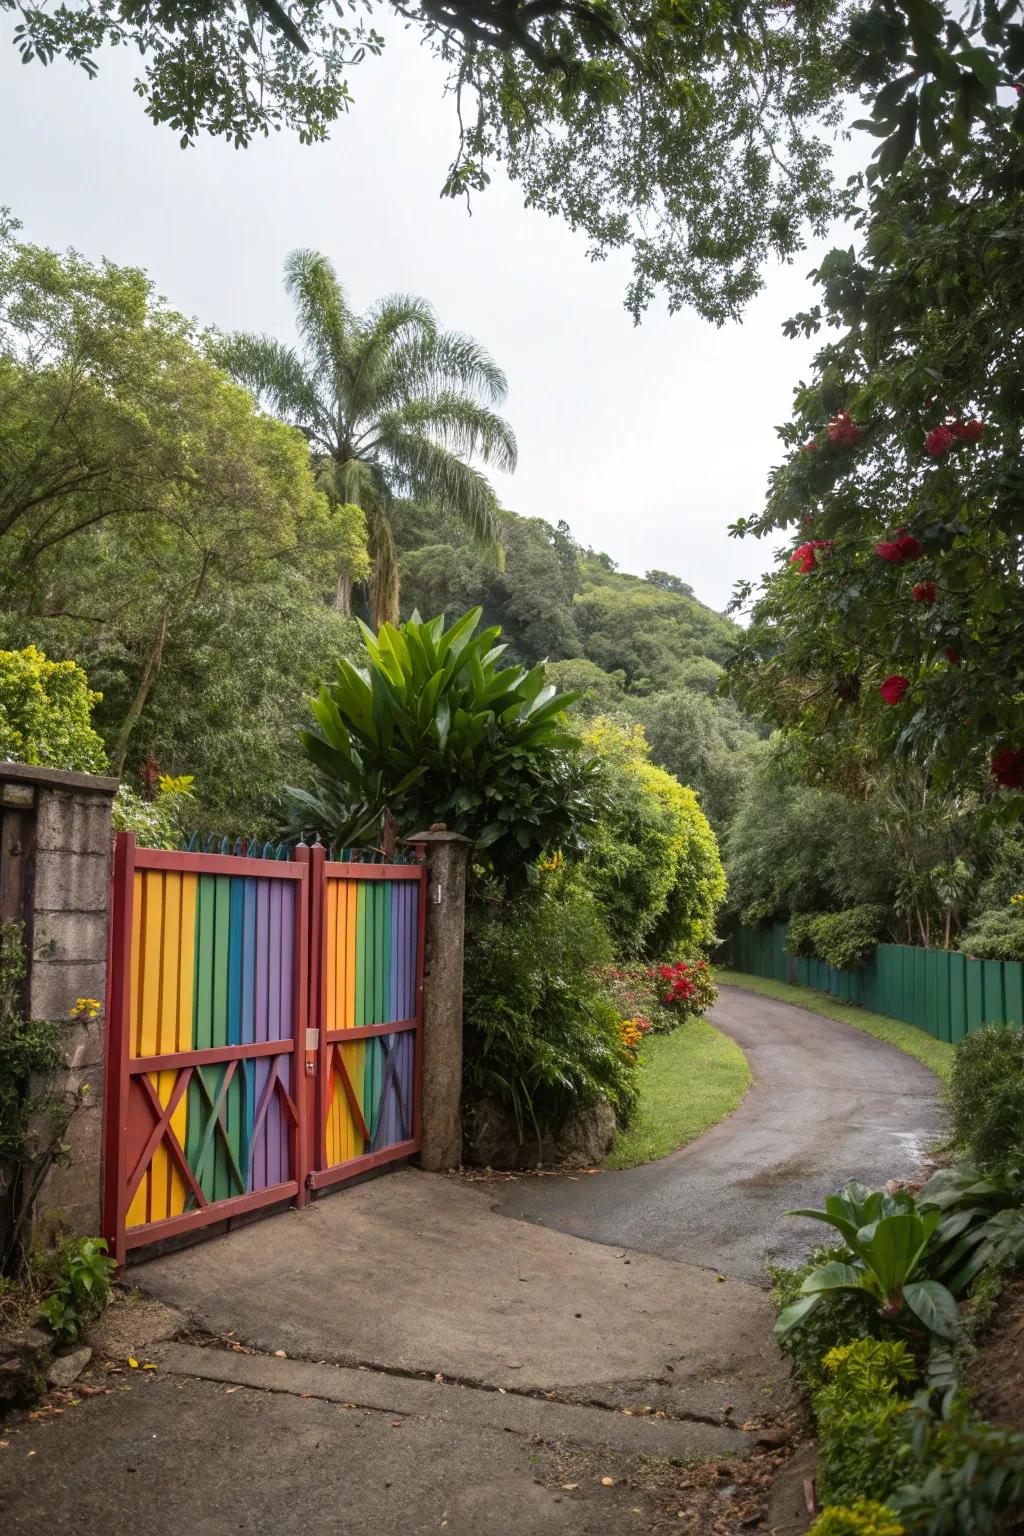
[494,984,944,1283]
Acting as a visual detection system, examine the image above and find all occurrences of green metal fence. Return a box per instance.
[720,924,1024,1043]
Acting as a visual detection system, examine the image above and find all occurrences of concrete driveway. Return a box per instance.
[494,985,944,1282]
[0,985,943,1534]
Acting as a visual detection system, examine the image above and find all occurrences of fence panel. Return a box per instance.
[104,834,309,1266]
[722,923,1024,1043]
[309,846,425,1193]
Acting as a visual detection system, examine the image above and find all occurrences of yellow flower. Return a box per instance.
[70,997,102,1019]
[1011,893,1024,906]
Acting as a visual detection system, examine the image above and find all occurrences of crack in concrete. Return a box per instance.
[179,1328,745,1431]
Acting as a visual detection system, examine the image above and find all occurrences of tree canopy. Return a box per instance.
[726,29,1024,810]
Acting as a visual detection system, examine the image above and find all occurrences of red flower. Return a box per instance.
[950,419,984,444]
[991,748,1024,790]
[790,539,833,574]
[925,425,953,457]
[801,440,817,453]
[912,581,937,604]
[875,534,922,563]
[944,647,961,668]
[879,675,910,706]
[826,412,862,448]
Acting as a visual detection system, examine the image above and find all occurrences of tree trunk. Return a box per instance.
[334,570,352,617]
[369,509,400,630]
[111,609,169,777]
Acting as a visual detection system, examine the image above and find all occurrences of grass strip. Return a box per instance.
[605,1015,752,1170]
[715,967,955,1083]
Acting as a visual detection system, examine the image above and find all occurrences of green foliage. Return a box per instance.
[811,906,887,972]
[290,608,594,878]
[807,1502,906,1536]
[787,911,827,959]
[815,1339,919,1419]
[917,1162,1024,1299]
[946,1030,1024,1170]
[957,906,1024,963]
[462,882,637,1143]
[112,775,195,851]
[580,719,726,958]
[634,687,761,832]
[769,1247,896,1392]
[891,1398,1024,1536]
[817,1398,914,1510]
[3,2,852,321]
[724,740,897,928]
[727,38,1024,801]
[777,1183,963,1347]
[573,562,739,690]
[0,923,63,1163]
[0,645,107,773]
[221,249,511,628]
[37,1236,114,1343]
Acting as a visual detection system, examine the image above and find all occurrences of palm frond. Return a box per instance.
[284,249,354,382]
[216,332,328,435]
[347,295,438,423]
[382,432,504,558]
[372,394,518,474]
[380,330,509,408]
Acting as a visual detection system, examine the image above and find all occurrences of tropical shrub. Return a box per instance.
[655,959,717,1022]
[891,1400,1024,1536]
[816,1397,914,1510]
[776,1183,963,1348]
[289,608,595,879]
[769,1248,895,1392]
[0,645,107,773]
[581,719,725,957]
[806,1502,905,1536]
[599,964,662,1028]
[811,906,887,972]
[957,905,1024,963]
[945,1031,1024,1171]
[786,911,826,959]
[462,882,637,1144]
[814,1340,918,1419]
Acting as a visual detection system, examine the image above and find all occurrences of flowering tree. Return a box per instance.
[727,14,1024,808]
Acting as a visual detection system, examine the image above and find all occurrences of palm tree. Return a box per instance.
[220,250,517,626]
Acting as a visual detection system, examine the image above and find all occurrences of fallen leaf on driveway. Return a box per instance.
[600,1477,615,1487]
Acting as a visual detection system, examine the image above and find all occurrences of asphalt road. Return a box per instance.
[493,985,945,1283]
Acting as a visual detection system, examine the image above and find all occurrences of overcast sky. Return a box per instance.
[1,22,861,612]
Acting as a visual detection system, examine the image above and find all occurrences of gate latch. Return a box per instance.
[304,1028,319,1076]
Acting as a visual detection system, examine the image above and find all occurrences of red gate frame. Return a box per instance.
[102,834,310,1267]
[306,843,427,1191]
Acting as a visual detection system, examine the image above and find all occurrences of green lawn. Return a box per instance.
[605,1016,752,1170]
[715,968,955,1083]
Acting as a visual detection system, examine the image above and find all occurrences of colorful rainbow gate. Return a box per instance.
[103,834,425,1264]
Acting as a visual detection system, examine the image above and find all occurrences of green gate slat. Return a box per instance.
[966,959,984,1034]
[1005,963,1024,1028]
[949,953,967,1043]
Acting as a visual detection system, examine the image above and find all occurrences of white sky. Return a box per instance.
[1,21,862,612]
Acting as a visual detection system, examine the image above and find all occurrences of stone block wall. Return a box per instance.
[0,764,118,1247]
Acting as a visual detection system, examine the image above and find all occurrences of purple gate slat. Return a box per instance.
[276,887,295,1182]
[250,880,272,1193]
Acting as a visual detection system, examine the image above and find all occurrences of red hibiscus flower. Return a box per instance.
[991,748,1024,790]
[876,534,922,563]
[912,581,937,604]
[944,648,961,668]
[925,426,954,457]
[950,419,984,444]
[826,412,862,448]
[790,539,833,573]
[801,440,817,453]
[879,675,910,706]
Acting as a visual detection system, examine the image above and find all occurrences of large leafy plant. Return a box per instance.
[288,608,595,876]
[776,1182,963,1345]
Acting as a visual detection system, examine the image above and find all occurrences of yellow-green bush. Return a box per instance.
[582,719,726,957]
[807,1500,905,1536]
[0,645,107,773]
